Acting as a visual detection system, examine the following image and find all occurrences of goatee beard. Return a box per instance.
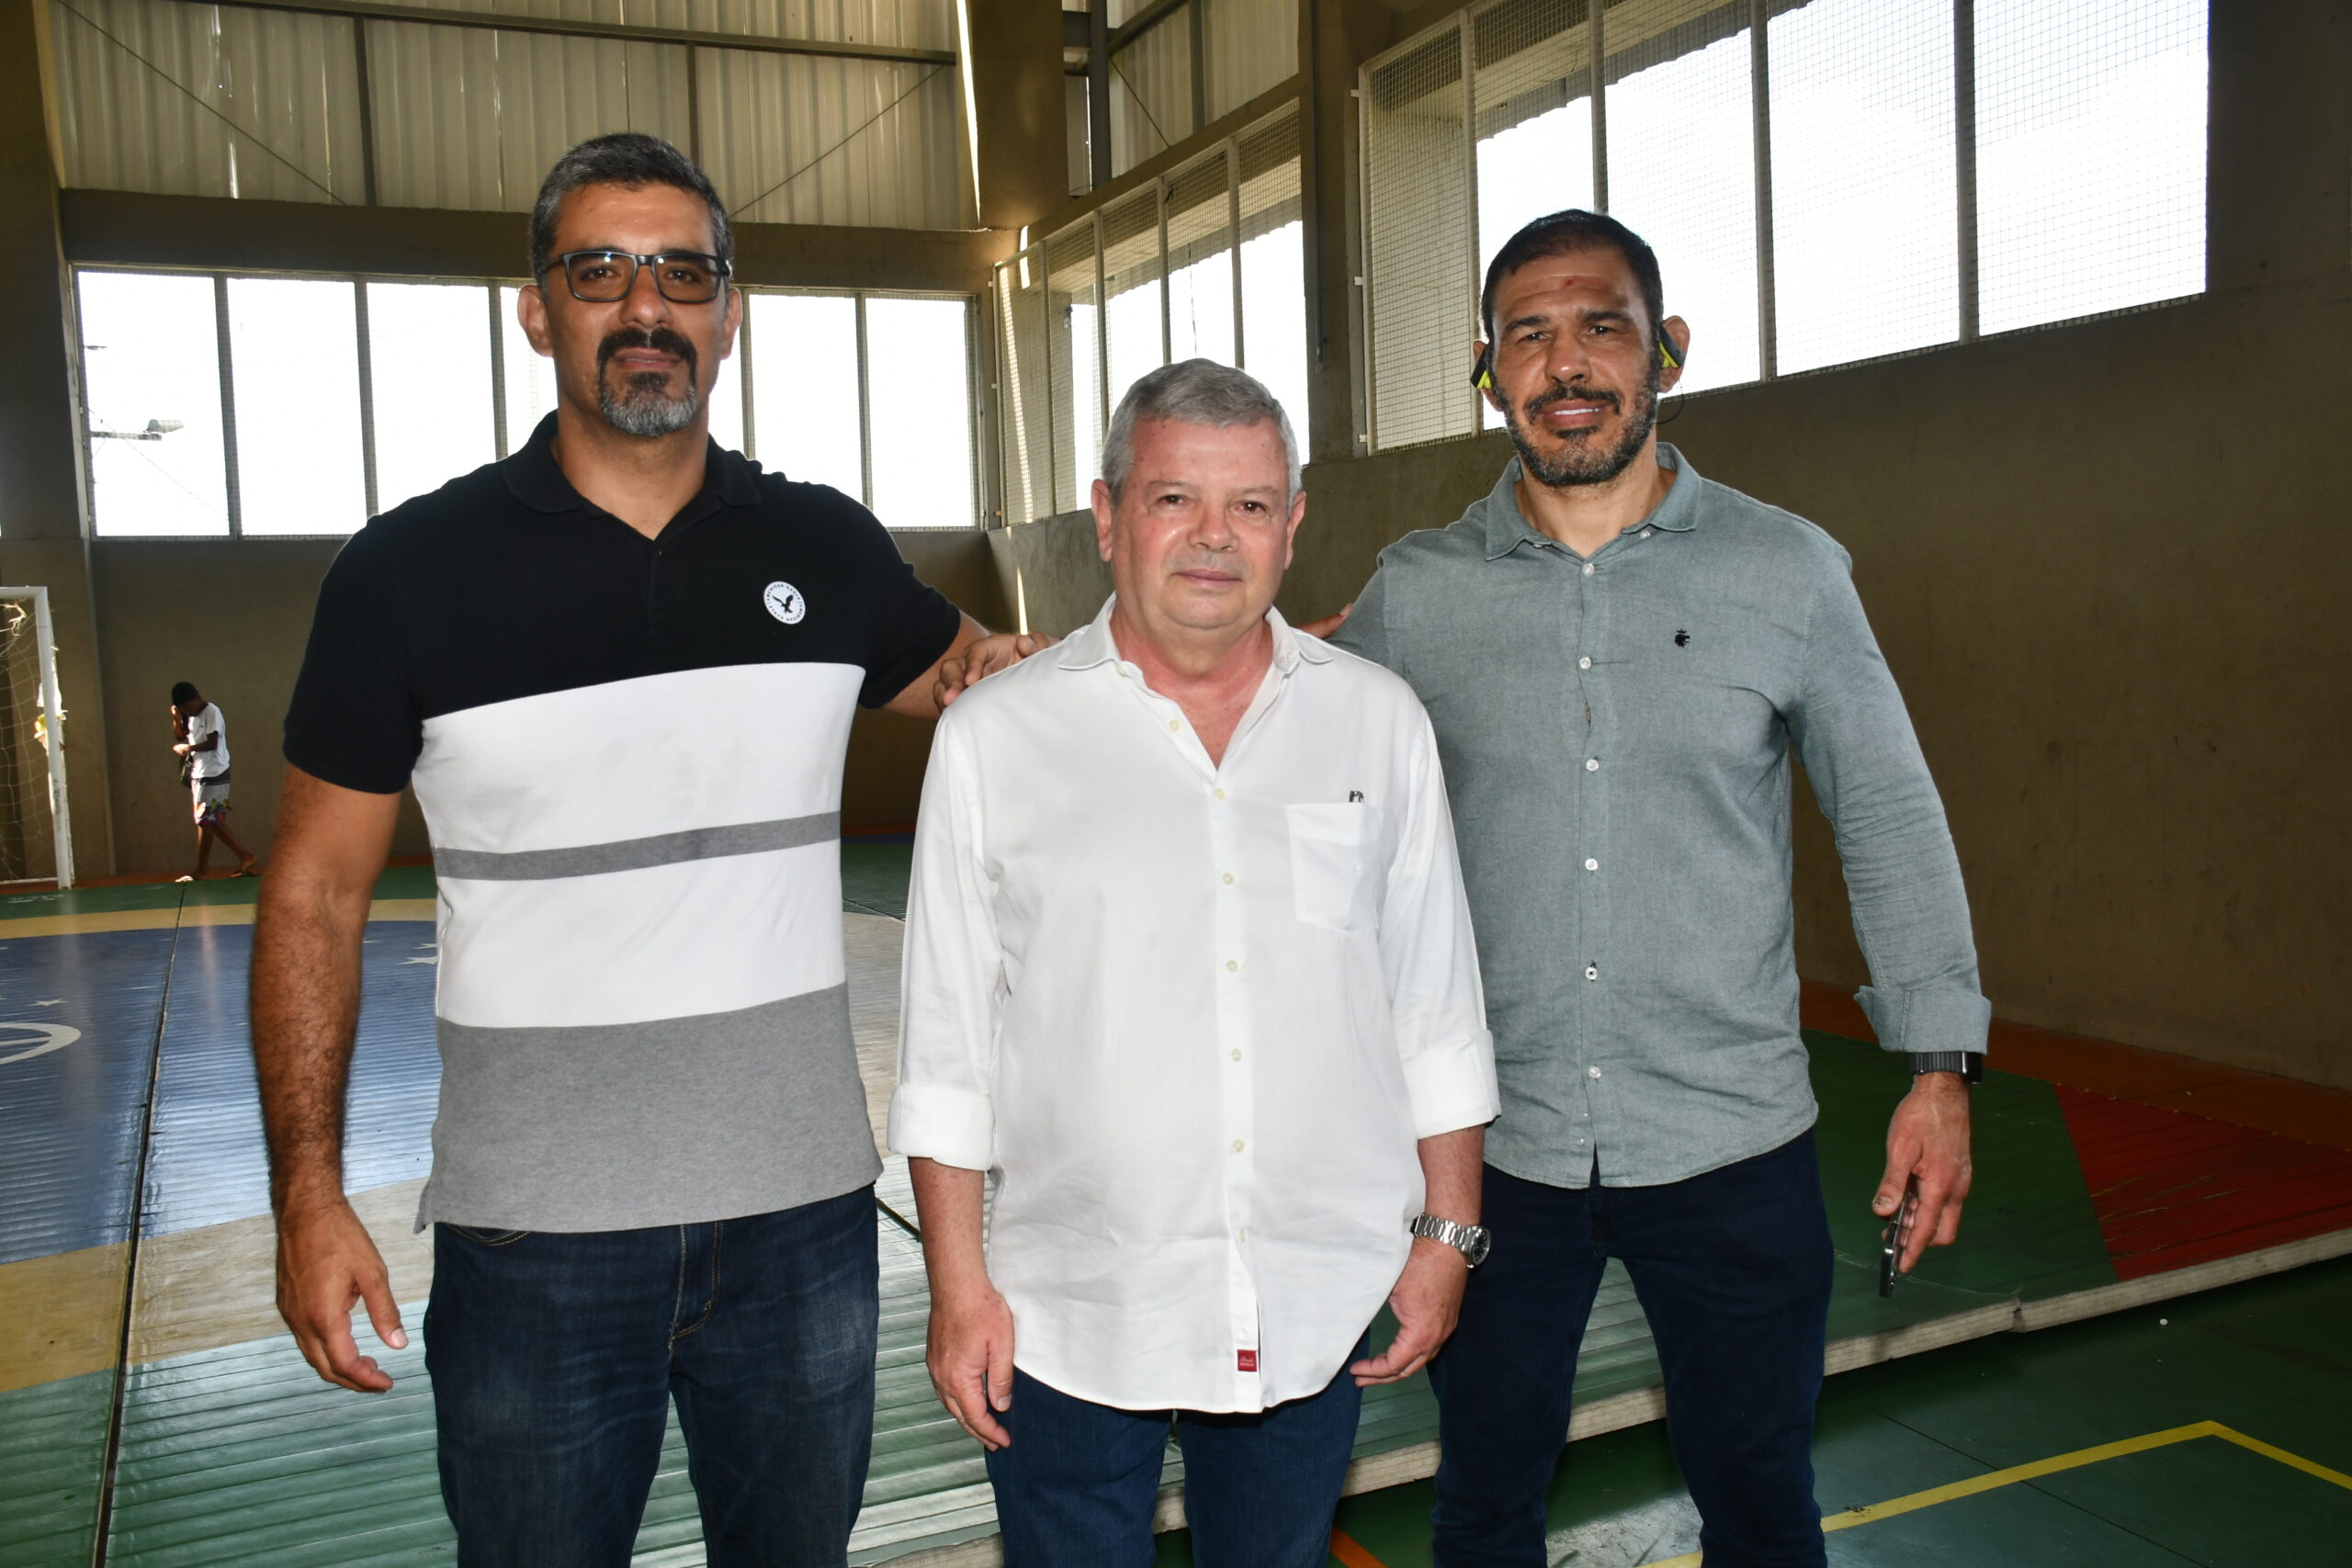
[596,326,703,438]
[1501,361,1660,489]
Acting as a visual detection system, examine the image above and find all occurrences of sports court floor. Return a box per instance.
[1,844,2346,1566]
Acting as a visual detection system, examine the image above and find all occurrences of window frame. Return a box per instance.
[1354,0,2211,456]
[70,265,986,538]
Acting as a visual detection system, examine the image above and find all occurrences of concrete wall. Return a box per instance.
[91,526,1007,872]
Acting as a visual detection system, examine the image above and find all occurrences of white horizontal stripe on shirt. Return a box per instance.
[414,662,863,854]
[436,839,844,1029]
[891,599,1496,1414]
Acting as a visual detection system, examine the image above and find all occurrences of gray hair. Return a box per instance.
[529,133,735,286]
[1101,359,1302,504]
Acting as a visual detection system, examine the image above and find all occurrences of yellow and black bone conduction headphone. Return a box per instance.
[1472,335,1681,392]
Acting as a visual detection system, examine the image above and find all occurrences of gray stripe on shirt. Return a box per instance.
[422,982,882,1233]
[434,811,842,881]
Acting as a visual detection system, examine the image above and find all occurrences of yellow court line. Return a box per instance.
[1639,1421,2352,1568]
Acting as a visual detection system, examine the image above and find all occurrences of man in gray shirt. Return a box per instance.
[1326,210,1985,1567]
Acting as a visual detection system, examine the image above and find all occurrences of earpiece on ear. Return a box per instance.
[1476,367,1494,390]
[1657,338,1682,370]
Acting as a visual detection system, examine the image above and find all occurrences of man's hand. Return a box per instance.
[1874,1073,1973,1272]
[926,1273,1016,1450]
[1295,604,1353,640]
[934,631,1059,709]
[276,1197,406,1393]
[1350,1238,1469,1386]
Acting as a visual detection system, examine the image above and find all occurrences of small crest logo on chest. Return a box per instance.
[763,581,808,625]
[1674,628,1691,647]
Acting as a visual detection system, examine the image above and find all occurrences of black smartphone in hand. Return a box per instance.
[1878,1175,1921,1298]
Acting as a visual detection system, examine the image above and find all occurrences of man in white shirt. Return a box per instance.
[891,359,1498,1568]
[170,681,258,880]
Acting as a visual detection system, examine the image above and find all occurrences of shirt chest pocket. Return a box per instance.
[1286,803,1382,932]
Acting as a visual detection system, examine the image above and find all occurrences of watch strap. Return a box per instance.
[1910,1050,1984,1083]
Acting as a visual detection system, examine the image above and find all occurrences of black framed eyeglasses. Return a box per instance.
[548,250,731,304]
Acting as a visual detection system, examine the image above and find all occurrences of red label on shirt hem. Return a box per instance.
[1237,1349,1258,1372]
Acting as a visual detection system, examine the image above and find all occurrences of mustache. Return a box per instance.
[597,325,699,378]
[1524,380,1622,420]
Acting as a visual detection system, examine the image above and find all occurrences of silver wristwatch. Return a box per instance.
[1409,1213,1492,1268]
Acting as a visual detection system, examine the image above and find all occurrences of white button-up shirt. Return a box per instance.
[890,600,1496,1414]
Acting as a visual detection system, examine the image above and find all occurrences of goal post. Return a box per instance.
[0,587,74,889]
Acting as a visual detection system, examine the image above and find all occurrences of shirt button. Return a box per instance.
[1238,1227,1248,1241]
[1226,959,1238,973]
[1578,656,1591,671]
[1585,758,1600,773]
[1582,562,1595,576]
[1589,1066,1602,1078]
[1585,965,1600,981]
[1229,1048,1242,1061]
[1222,872,1235,885]
[1232,1139,1245,1154]
[1584,858,1599,872]
[1214,787,1227,800]
[1170,719,1181,731]
[1642,528,1654,538]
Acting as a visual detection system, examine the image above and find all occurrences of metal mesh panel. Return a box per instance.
[1045,219,1103,513]
[51,0,367,205]
[1602,0,1759,392]
[1236,104,1306,437]
[1769,0,1957,374]
[1166,146,1236,367]
[1470,0,1594,430]
[1101,185,1166,420]
[1473,0,1594,279]
[1974,0,2206,335]
[1108,3,1193,178]
[1363,19,1476,451]
[996,252,1055,525]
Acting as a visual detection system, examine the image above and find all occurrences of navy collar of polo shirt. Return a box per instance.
[1481,441,1702,560]
[502,411,761,525]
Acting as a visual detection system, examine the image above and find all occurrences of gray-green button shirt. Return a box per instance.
[1330,445,1988,1190]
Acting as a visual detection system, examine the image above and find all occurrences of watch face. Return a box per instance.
[1465,1226,1492,1268]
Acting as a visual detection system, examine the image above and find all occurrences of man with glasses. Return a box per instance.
[254,132,989,1565]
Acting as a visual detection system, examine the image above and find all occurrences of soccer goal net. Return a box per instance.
[0,588,74,888]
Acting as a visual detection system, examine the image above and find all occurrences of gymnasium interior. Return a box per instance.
[0,1,2346,1563]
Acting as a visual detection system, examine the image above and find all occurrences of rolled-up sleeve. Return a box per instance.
[888,714,1005,1168]
[1788,555,1992,1058]
[1379,709,1499,1136]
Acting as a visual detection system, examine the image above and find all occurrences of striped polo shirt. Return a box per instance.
[284,415,961,1233]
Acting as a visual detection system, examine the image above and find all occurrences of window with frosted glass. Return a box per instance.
[367,281,497,513]
[865,299,975,530]
[746,293,863,499]
[78,271,231,536]
[1601,0,1759,392]
[1770,0,1958,374]
[1974,0,2206,335]
[227,277,368,535]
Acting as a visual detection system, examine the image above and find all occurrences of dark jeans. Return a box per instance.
[983,1350,1366,1568]
[424,1185,880,1568]
[1430,1132,1835,1568]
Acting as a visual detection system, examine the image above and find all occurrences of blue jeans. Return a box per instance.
[983,1352,1366,1568]
[424,1185,880,1568]
[1430,1133,1835,1568]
